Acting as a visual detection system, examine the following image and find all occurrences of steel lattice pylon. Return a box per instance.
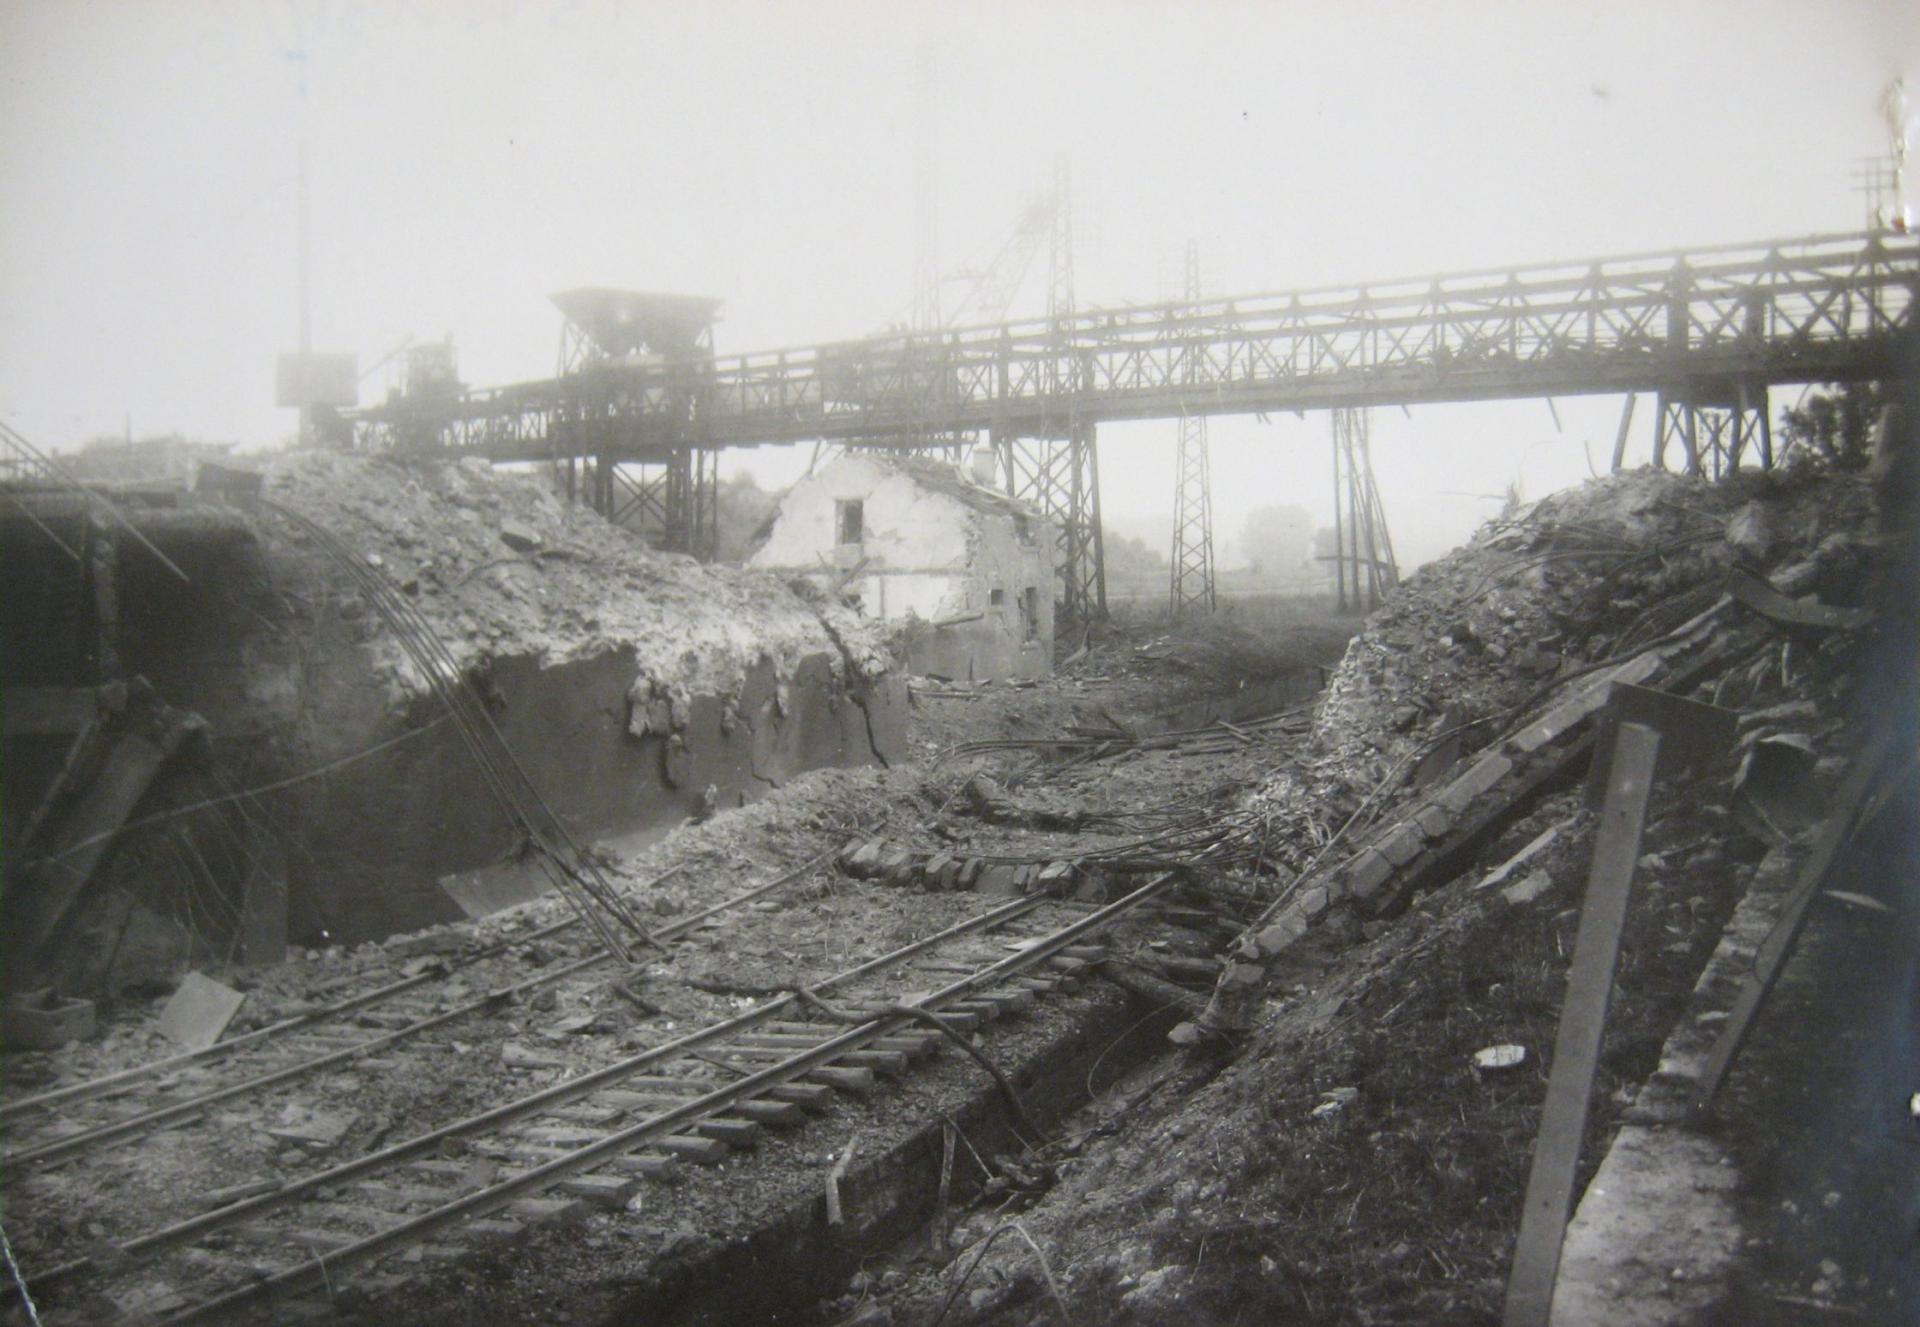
[1654,382,1772,480]
[1169,240,1216,618]
[997,425,1105,628]
[1329,407,1398,614]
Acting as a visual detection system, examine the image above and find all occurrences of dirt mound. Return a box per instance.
[1238,468,1874,863]
[262,450,890,710]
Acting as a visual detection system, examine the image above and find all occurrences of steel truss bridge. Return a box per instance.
[353,230,1918,621]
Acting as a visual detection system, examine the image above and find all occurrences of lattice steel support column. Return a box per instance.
[1654,383,1771,480]
[1169,409,1215,617]
[1331,408,1398,615]
[998,424,1106,628]
[663,447,719,562]
[1168,241,1216,618]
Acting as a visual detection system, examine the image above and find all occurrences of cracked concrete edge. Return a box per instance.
[1549,841,1803,1324]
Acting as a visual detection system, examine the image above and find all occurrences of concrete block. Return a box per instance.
[1254,911,1309,957]
[158,972,245,1051]
[1514,698,1592,753]
[1438,752,1514,813]
[1344,849,1394,901]
[1415,804,1453,840]
[846,839,886,876]
[1501,870,1552,907]
[1296,885,1332,917]
[922,854,955,889]
[956,858,983,888]
[1,990,96,1050]
[1377,822,1426,867]
[1219,960,1267,989]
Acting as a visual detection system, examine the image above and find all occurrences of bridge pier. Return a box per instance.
[994,423,1107,628]
[563,447,718,561]
[1654,382,1772,480]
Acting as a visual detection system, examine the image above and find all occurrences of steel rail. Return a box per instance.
[0,861,696,1124]
[160,872,1175,1324]
[1,850,844,1163]
[21,893,1055,1296]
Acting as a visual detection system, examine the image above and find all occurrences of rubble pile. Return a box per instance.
[1244,469,1874,877]
[264,451,889,709]
[858,459,1901,1326]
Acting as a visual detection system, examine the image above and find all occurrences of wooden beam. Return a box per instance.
[1504,720,1661,1327]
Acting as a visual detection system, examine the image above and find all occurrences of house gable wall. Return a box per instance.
[751,454,1053,681]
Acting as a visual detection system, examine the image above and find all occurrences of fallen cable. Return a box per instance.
[264,499,658,960]
[930,1221,1068,1326]
[0,1221,39,1327]
[788,985,1049,1146]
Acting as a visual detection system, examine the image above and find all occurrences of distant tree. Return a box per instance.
[1101,528,1166,582]
[713,472,783,562]
[1779,382,1885,470]
[1311,525,1340,587]
[1240,504,1314,580]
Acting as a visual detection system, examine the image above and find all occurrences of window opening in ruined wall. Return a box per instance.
[836,498,864,546]
[1021,586,1039,641]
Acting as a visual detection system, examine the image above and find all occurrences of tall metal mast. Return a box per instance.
[1169,240,1216,617]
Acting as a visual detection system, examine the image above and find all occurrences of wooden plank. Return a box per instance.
[553,1174,638,1208]
[763,1082,836,1110]
[601,1153,681,1181]
[657,1134,730,1164]
[804,1065,875,1095]
[729,1098,806,1126]
[1504,721,1661,1327]
[694,1117,763,1149]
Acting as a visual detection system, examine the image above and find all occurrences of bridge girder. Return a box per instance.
[352,230,1918,594]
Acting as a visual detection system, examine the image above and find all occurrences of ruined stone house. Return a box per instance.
[750,451,1055,681]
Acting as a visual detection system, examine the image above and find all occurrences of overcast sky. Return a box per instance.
[3,1,1913,567]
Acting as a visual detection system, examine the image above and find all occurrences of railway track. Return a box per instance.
[0,847,875,1173]
[13,873,1174,1324]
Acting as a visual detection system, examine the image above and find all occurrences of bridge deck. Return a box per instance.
[355,231,1917,461]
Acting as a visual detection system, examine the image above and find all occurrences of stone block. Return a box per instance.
[1,990,96,1051]
[1253,910,1309,957]
[158,972,245,1051]
[1377,822,1426,867]
[1296,885,1332,917]
[1438,752,1514,813]
[1415,804,1453,840]
[1344,849,1394,901]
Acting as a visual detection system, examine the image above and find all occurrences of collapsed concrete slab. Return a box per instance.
[253,452,905,944]
[1,451,906,984]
